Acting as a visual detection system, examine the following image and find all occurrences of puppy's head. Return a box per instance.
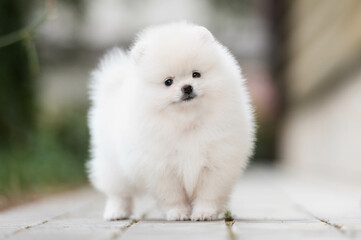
[130,22,230,116]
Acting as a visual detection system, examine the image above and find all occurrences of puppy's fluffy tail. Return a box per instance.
[89,48,130,102]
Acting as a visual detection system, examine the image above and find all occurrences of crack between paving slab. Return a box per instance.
[5,218,53,239]
[318,218,344,232]
[5,198,99,239]
[108,213,146,240]
[279,191,350,238]
[270,178,352,239]
[233,218,317,223]
[4,219,50,239]
[226,224,237,240]
[224,210,237,240]
[225,222,237,240]
[292,202,351,237]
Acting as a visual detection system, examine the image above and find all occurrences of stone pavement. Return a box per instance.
[0,166,360,239]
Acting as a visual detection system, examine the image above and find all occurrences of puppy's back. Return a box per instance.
[89,48,131,103]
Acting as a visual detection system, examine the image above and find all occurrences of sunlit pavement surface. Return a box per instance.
[0,166,360,240]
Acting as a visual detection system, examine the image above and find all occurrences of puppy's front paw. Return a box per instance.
[103,198,131,221]
[191,204,220,221]
[104,209,129,221]
[166,206,191,221]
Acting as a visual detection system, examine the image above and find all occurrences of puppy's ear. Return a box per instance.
[130,41,146,63]
[196,26,214,43]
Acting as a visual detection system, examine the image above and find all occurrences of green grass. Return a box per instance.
[224,210,235,226]
[0,108,89,208]
[224,210,234,221]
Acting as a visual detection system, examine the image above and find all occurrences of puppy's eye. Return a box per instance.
[164,79,173,86]
[192,72,201,78]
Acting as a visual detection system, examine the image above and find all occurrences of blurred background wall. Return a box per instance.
[276,1,361,182]
[36,0,279,160]
[0,0,360,209]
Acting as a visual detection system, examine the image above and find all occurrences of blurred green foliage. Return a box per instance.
[0,0,36,146]
[0,108,89,205]
[210,0,253,15]
[0,1,89,208]
[253,119,277,162]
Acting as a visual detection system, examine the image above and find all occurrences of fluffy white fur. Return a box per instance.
[88,22,255,221]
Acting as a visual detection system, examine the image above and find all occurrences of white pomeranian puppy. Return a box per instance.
[88,22,255,221]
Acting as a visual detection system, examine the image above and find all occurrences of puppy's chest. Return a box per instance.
[166,139,208,196]
[138,121,216,195]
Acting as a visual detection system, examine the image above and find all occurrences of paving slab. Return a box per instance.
[0,167,360,240]
[233,221,348,240]
[119,221,228,240]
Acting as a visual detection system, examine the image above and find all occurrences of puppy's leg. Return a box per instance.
[98,179,134,221]
[191,146,245,221]
[150,171,190,221]
[104,194,133,221]
[191,166,236,221]
[88,157,133,221]
[100,179,134,221]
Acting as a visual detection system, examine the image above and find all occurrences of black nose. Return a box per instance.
[182,85,193,94]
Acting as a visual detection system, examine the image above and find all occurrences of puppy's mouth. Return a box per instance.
[181,94,197,102]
